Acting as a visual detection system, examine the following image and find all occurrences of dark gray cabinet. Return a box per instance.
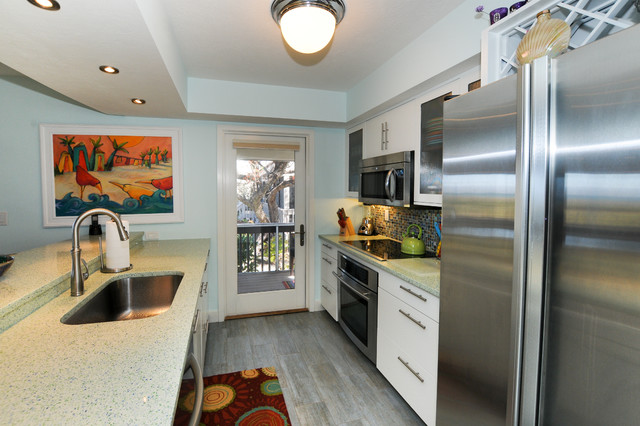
[346,127,363,197]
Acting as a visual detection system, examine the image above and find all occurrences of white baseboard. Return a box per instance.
[207,310,219,323]
[312,299,324,312]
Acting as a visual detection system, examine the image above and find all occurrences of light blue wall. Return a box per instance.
[0,77,346,313]
[312,128,362,302]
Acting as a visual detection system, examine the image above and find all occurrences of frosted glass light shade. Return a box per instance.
[280,6,337,54]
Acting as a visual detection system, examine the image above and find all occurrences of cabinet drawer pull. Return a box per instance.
[398,356,424,383]
[204,262,208,272]
[322,243,333,250]
[322,257,333,265]
[400,285,427,302]
[191,310,199,334]
[399,309,426,330]
[321,284,332,295]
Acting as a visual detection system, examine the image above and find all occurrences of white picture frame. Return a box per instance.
[40,124,184,227]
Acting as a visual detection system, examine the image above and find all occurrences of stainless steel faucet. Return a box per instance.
[70,208,129,296]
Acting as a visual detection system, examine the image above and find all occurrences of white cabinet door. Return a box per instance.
[320,242,338,320]
[363,100,419,159]
[192,307,204,368]
[377,275,440,425]
[363,115,387,159]
[378,269,439,322]
[377,329,437,426]
[193,258,209,368]
[378,288,439,376]
[320,280,338,321]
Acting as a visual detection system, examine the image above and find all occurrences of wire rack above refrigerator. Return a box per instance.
[481,0,640,84]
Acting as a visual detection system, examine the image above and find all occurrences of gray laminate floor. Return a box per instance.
[203,311,425,426]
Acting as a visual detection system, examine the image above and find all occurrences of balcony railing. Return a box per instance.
[237,223,295,273]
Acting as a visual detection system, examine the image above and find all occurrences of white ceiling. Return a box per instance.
[0,0,465,120]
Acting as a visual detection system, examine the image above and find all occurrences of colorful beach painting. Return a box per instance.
[40,125,183,227]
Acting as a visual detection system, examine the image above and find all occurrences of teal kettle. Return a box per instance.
[401,224,426,255]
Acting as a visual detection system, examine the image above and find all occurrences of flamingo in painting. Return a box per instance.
[75,165,102,200]
[137,176,173,198]
[109,181,155,201]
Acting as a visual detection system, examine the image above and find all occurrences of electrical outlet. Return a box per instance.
[146,231,159,241]
[0,211,7,226]
[384,209,389,222]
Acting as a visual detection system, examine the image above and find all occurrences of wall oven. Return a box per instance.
[336,252,379,364]
[359,151,414,207]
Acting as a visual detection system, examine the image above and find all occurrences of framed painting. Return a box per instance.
[40,124,184,227]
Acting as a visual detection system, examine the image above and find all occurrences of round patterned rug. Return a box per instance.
[174,367,291,426]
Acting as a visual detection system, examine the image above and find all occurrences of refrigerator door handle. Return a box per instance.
[520,54,551,425]
[508,55,551,425]
[506,60,532,426]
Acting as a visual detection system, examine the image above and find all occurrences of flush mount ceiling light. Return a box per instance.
[99,65,119,74]
[131,98,146,105]
[271,0,346,54]
[27,0,60,10]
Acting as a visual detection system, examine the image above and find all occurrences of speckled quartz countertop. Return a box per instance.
[0,236,210,425]
[319,234,440,297]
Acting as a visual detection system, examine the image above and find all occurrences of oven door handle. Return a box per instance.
[338,275,371,302]
[384,168,396,202]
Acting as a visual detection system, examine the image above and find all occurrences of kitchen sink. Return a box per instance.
[61,273,183,325]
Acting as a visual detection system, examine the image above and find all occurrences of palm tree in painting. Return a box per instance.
[147,147,154,168]
[88,136,103,171]
[139,151,147,167]
[105,138,129,171]
[153,146,161,165]
[58,136,76,157]
[161,149,169,163]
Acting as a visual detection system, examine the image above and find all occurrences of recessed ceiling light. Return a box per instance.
[27,0,61,11]
[99,65,119,74]
[131,98,146,105]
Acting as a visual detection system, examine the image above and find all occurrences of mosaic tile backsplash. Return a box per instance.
[367,205,442,253]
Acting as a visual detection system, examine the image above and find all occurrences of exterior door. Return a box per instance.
[221,133,307,318]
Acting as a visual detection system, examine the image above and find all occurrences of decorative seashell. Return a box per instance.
[516,9,570,65]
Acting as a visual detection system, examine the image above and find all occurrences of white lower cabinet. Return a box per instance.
[320,242,338,320]
[378,328,437,425]
[377,273,440,425]
[193,256,209,368]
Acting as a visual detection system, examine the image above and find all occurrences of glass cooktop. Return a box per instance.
[341,238,436,261]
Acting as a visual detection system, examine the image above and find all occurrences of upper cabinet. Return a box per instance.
[346,125,364,198]
[413,67,480,207]
[363,101,419,159]
[346,66,481,203]
[415,94,448,207]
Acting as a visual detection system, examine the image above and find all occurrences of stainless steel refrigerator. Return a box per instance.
[437,24,640,425]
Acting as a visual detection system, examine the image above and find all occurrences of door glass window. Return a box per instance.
[236,157,295,294]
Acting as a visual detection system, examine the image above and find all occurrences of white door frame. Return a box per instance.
[216,125,315,321]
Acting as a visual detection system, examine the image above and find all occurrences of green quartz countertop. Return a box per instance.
[319,234,440,298]
[0,236,210,425]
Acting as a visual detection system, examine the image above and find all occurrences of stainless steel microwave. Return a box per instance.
[359,151,414,207]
